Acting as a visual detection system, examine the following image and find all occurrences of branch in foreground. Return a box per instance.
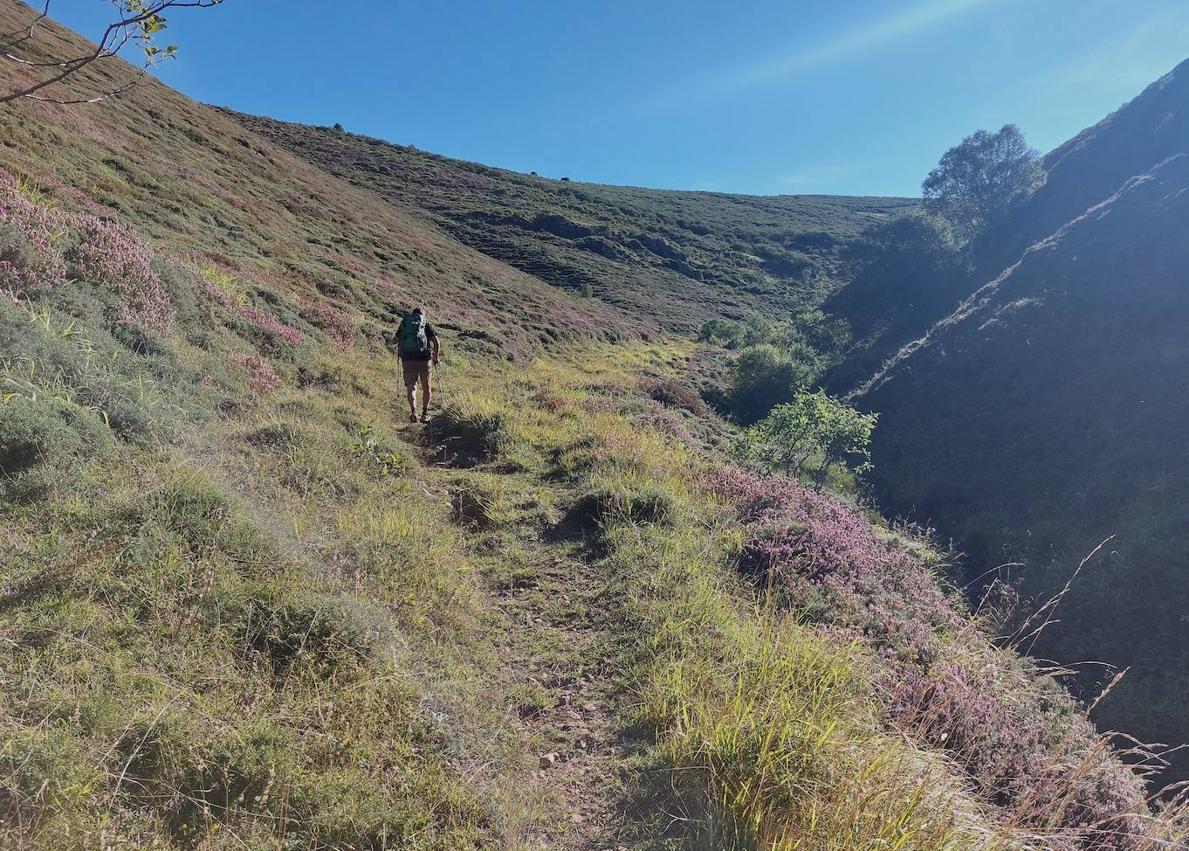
[0,0,224,106]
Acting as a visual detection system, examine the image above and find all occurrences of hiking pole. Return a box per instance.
[434,359,444,396]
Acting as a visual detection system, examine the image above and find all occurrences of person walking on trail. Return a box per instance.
[396,306,440,423]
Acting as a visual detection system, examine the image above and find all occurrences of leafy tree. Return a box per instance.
[1,1,225,105]
[845,210,960,276]
[729,344,812,424]
[767,309,851,365]
[741,390,877,484]
[922,125,1045,241]
[699,316,772,350]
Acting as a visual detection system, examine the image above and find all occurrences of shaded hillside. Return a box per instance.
[822,211,968,392]
[857,151,1189,772]
[233,111,914,331]
[825,59,1189,395]
[981,57,1189,267]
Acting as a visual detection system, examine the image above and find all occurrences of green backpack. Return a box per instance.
[398,311,428,356]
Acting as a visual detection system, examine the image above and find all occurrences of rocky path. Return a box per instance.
[488,536,632,850]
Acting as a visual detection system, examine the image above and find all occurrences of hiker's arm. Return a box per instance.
[431,336,441,363]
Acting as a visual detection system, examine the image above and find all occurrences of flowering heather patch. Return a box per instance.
[0,175,68,292]
[0,170,175,333]
[306,301,355,351]
[228,352,282,395]
[197,263,304,346]
[708,466,961,662]
[236,302,304,346]
[707,466,1153,847]
[891,660,1149,848]
[71,216,173,333]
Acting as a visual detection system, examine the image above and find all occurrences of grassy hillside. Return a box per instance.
[854,62,1189,779]
[0,5,651,361]
[2,3,1187,849]
[234,111,914,331]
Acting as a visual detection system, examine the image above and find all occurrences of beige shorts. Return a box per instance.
[402,359,430,391]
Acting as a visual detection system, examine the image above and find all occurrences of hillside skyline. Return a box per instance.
[43,0,1189,197]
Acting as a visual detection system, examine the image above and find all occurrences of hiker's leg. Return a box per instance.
[419,364,431,419]
[402,362,418,423]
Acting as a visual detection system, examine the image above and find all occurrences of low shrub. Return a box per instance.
[738,389,878,485]
[198,263,305,348]
[0,175,68,293]
[345,420,408,479]
[101,396,156,442]
[70,216,174,333]
[0,221,66,293]
[0,395,113,479]
[427,393,509,467]
[0,169,182,334]
[640,376,708,416]
[228,351,282,395]
[707,466,1157,844]
[304,300,355,351]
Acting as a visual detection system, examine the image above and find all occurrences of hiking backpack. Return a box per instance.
[398,311,428,356]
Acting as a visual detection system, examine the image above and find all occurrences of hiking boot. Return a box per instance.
[419,413,431,424]
[408,414,418,424]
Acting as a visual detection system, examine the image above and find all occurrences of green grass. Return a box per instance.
[235,112,914,332]
[2,8,1185,848]
[3,289,1183,847]
[397,350,1015,848]
[0,457,494,848]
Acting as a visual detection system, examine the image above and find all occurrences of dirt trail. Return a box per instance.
[503,545,629,849]
[413,422,642,849]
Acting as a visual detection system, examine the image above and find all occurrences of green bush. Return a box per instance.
[739,389,878,484]
[0,395,113,479]
[729,344,812,424]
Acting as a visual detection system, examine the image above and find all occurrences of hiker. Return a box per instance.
[396,306,440,423]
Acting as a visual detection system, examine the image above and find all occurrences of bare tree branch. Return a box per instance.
[1,0,224,106]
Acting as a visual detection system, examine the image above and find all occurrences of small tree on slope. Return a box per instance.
[922,124,1046,242]
[741,390,878,485]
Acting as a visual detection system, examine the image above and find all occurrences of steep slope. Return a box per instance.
[980,57,1189,268]
[0,4,647,360]
[826,59,1189,396]
[233,111,914,330]
[855,90,1189,770]
[2,3,1187,848]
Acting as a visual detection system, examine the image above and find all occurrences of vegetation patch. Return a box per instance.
[0,394,113,479]
[427,392,510,467]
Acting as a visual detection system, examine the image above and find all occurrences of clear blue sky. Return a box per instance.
[50,0,1189,197]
